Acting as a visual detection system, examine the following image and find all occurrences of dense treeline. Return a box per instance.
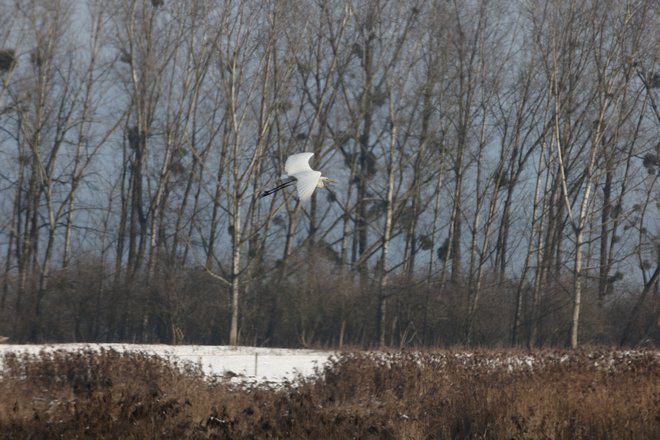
[0,0,658,347]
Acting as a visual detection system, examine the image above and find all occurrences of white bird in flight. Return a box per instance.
[260,152,335,202]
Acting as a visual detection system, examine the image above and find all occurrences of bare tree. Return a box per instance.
[0,0,120,340]
[1,0,658,347]
[198,0,298,345]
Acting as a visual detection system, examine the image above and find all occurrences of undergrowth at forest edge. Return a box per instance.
[0,348,657,439]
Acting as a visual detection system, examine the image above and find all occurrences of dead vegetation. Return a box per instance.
[0,348,657,439]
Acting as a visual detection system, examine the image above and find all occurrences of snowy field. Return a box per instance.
[2,344,656,387]
[0,344,335,386]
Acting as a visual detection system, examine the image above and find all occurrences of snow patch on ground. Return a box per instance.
[0,344,335,385]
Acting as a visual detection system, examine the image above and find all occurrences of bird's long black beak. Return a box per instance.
[260,179,295,198]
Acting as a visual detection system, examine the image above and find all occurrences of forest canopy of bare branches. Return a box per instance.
[0,0,658,348]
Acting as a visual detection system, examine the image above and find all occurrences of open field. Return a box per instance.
[0,346,658,439]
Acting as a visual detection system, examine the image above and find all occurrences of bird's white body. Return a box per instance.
[281,153,323,202]
[261,152,334,202]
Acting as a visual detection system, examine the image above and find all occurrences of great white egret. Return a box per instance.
[260,152,335,202]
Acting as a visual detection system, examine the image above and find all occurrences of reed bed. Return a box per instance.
[0,347,657,439]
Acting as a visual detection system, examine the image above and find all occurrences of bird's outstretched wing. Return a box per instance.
[284,152,315,176]
[296,170,322,201]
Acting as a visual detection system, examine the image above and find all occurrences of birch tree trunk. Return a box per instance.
[378,124,397,347]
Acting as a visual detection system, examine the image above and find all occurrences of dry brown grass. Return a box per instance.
[0,348,657,439]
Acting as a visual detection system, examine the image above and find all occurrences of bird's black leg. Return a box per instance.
[260,179,295,198]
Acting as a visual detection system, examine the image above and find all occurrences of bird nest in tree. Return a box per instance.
[0,49,17,72]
